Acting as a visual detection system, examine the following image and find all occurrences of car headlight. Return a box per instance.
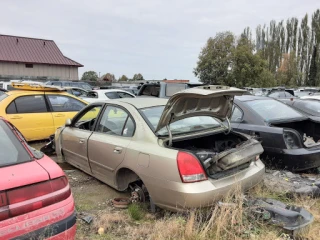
[283,129,301,149]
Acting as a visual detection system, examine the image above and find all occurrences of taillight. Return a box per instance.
[283,129,301,149]
[177,151,207,183]
[0,176,70,221]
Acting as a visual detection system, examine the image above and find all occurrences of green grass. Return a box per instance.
[128,203,145,221]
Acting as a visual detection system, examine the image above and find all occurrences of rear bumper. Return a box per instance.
[11,211,76,240]
[0,194,76,240]
[263,147,320,171]
[144,160,265,211]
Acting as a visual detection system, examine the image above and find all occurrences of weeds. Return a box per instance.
[76,182,319,240]
[128,203,145,221]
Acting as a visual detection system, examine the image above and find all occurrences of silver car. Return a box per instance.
[55,85,265,211]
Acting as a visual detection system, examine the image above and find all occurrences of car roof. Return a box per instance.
[5,90,68,96]
[235,95,270,102]
[114,97,168,109]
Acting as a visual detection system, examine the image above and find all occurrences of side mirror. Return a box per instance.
[65,119,72,126]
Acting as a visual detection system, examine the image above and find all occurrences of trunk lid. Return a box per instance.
[155,85,245,132]
[0,161,49,191]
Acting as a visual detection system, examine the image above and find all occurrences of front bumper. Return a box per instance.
[263,147,320,171]
[144,160,265,211]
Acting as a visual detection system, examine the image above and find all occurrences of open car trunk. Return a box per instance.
[271,119,320,148]
[166,132,264,179]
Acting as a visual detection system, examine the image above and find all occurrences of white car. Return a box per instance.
[81,89,135,103]
[300,95,320,100]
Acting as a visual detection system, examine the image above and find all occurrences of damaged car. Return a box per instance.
[54,85,265,211]
[231,95,320,171]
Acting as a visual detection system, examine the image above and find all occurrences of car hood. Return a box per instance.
[155,85,245,132]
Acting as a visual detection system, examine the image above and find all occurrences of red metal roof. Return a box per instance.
[0,34,83,67]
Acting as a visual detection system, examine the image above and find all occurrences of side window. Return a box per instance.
[80,107,101,123]
[117,92,134,98]
[140,85,160,96]
[47,95,86,112]
[97,106,134,137]
[6,101,17,114]
[231,106,243,123]
[73,106,102,130]
[105,92,119,99]
[14,95,47,113]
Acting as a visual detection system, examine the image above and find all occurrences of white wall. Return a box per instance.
[0,62,79,80]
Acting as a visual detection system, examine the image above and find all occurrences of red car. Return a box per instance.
[0,118,76,239]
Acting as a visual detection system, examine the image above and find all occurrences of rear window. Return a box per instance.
[140,106,222,136]
[246,99,303,122]
[139,85,160,97]
[0,121,32,167]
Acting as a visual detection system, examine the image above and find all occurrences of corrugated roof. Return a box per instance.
[0,34,83,67]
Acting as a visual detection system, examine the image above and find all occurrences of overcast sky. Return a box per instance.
[1,0,320,81]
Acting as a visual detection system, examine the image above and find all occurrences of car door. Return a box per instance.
[5,94,54,141]
[88,105,134,186]
[45,93,87,131]
[61,104,103,174]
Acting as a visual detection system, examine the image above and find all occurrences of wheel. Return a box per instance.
[130,184,148,203]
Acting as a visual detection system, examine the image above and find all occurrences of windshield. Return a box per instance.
[140,106,223,135]
[0,120,32,167]
[247,99,303,122]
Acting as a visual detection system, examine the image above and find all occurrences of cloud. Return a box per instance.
[1,0,320,81]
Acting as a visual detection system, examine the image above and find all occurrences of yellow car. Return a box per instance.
[0,82,88,141]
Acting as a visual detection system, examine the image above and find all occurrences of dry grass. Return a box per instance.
[76,182,320,240]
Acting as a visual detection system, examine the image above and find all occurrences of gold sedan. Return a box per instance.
[55,86,265,211]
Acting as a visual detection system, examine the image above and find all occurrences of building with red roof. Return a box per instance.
[0,34,83,81]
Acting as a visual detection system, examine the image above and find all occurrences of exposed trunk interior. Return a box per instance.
[271,120,320,148]
[166,132,263,179]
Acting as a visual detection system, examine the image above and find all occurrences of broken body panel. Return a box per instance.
[233,96,320,171]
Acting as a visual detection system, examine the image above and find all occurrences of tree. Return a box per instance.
[277,52,301,86]
[132,73,144,80]
[81,71,98,81]
[119,75,129,81]
[194,32,235,84]
[230,36,270,87]
[309,46,317,86]
[102,73,116,82]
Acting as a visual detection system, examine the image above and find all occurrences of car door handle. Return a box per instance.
[79,138,85,144]
[113,147,123,154]
[54,114,65,117]
[10,116,22,119]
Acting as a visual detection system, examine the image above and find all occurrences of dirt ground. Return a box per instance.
[30,142,320,240]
